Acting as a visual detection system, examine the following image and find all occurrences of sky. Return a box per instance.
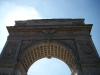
[0,0,100,75]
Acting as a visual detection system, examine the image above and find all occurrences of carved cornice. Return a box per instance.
[8,31,91,40]
[7,25,92,35]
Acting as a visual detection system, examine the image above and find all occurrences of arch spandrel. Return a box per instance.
[18,42,78,72]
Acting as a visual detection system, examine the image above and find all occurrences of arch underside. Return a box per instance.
[21,43,76,72]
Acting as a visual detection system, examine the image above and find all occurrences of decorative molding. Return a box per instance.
[42,29,56,36]
[58,39,79,60]
[8,31,45,39]
[54,31,90,36]
[8,31,90,39]
[7,26,92,35]
[20,40,37,52]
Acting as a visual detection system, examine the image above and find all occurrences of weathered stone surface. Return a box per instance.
[15,19,85,26]
[0,19,100,75]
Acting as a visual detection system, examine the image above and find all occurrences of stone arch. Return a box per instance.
[18,42,77,74]
[18,40,78,62]
[1,19,100,75]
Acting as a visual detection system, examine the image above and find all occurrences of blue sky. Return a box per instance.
[0,0,100,75]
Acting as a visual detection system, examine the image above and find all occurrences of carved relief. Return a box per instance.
[20,40,36,51]
[21,40,33,49]
[58,39,79,59]
[64,40,76,50]
[1,42,18,59]
[56,39,76,49]
[42,29,56,36]
[78,40,97,57]
[20,40,47,53]
[78,40,90,46]
[8,31,45,39]
[54,31,89,36]
[8,29,90,39]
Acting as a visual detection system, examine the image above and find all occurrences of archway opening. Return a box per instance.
[20,43,77,75]
[27,57,71,75]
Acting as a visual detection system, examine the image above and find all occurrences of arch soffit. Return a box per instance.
[18,41,78,72]
[18,40,78,61]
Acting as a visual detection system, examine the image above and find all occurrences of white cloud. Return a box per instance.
[0,1,42,53]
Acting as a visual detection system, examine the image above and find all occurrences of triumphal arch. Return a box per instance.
[0,19,100,75]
